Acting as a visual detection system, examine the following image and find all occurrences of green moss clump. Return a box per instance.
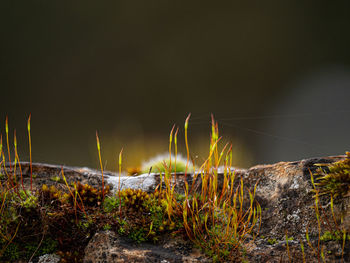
[103,196,119,213]
[129,227,147,243]
[268,238,278,245]
[141,153,194,174]
[0,233,58,261]
[1,242,20,261]
[22,238,58,259]
[315,152,350,198]
[320,230,350,242]
[16,190,38,210]
[113,189,181,243]
[103,224,111,231]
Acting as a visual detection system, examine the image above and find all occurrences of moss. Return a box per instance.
[40,184,68,206]
[50,176,62,183]
[77,218,93,231]
[315,152,350,198]
[103,196,119,213]
[141,153,194,174]
[320,230,350,242]
[286,236,293,241]
[0,116,261,263]
[0,238,58,261]
[71,182,108,207]
[1,242,20,261]
[113,189,179,243]
[103,224,111,231]
[17,190,38,210]
[128,228,147,243]
[268,238,278,245]
[117,219,127,235]
[23,238,58,259]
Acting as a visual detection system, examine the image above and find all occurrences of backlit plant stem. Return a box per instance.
[174,127,178,176]
[96,131,105,201]
[14,131,27,197]
[184,113,191,178]
[27,114,33,192]
[5,117,14,190]
[168,124,175,174]
[5,117,11,170]
[118,148,123,214]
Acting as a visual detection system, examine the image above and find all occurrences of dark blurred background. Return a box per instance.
[1,1,350,170]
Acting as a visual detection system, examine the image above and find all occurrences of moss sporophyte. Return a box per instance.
[0,114,263,262]
[7,115,348,262]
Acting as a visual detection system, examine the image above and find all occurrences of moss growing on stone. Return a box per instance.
[320,230,350,242]
[315,152,350,198]
[141,153,194,174]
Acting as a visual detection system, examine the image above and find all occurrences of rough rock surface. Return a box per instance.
[4,155,350,262]
[240,156,350,262]
[83,231,210,263]
[34,254,60,263]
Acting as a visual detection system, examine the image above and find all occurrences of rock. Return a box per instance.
[241,155,350,262]
[36,254,60,263]
[27,254,60,263]
[3,155,350,262]
[83,231,210,263]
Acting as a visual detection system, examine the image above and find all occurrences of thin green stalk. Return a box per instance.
[320,246,325,263]
[14,132,27,196]
[118,148,123,215]
[306,226,317,257]
[5,116,11,170]
[168,124,175,174]
[60,168,78,212]
[174,127,179,186]
[60,168,87,221]
[27,114,33,192]
[5,117,14,190]
[300,239,306,263]
[286,231,291,263]
[184,113,191,177]
[13,130,19,193]
[74,184,88,218]
[96,131,105,201]
[175,115,262,261]
[73,184,79,223]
